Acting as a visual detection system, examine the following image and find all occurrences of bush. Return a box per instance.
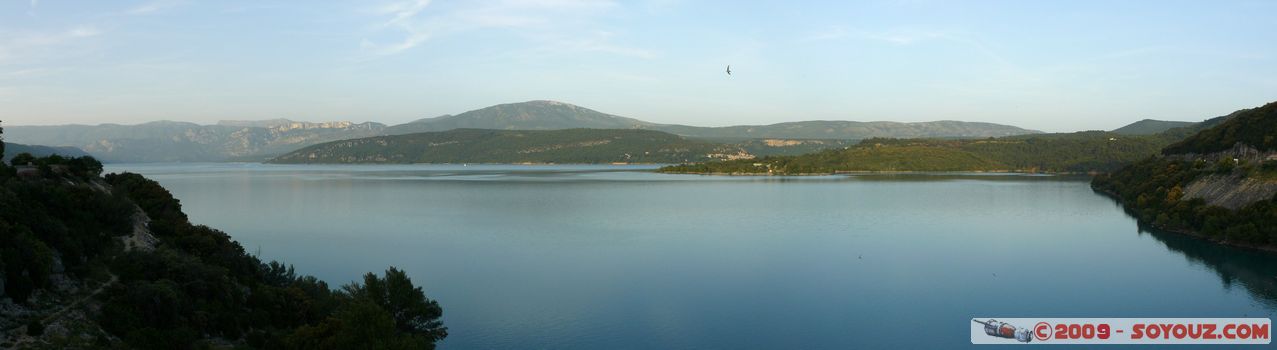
[1215,158,1236,173]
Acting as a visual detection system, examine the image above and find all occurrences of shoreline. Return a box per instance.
[1091,186,1277,254]
[658,169,1097,176]
[259,161,673,166]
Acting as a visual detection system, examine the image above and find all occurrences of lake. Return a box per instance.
[103,163,1277,349]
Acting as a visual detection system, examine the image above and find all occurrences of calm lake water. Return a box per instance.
[104,163,1277,349]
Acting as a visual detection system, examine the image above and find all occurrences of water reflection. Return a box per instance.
[1137,223,1277,311]
[1097,186,1277,313]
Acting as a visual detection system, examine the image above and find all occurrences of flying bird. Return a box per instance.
[726,65,731,75]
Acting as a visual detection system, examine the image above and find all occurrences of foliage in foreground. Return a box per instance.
[101,172,448,349]
[1,121,447,349]
[1,155,129,304]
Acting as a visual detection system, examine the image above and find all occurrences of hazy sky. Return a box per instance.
[1,0,1275,131]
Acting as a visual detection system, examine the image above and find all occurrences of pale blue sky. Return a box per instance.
[1,0,1275,131]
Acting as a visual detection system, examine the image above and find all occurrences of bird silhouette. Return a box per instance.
[726,65,731,75]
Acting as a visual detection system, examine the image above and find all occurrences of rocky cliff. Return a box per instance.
[1091,100,1277,249]
[1183,173,1277,210]
[1175,143,1277,210]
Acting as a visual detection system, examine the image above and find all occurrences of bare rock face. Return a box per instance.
[120,209,159,253]
[1170,142,1277,210]
[1183,174,1277,210]
[50,252,65,274]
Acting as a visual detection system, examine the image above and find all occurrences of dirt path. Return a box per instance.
[5,199,148,347]
[5,273,117,348]
[39,273,117,325]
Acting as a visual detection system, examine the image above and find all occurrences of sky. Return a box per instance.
[1,0,1275,132]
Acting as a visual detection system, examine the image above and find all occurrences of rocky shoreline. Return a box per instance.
[1092,186,1277,254]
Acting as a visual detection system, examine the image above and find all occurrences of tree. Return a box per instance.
[342,267,447,343]
[10,152,35,166]
[43,154,66,165]
[66,156,104,177]
[1,119,5,161]
[286,300,431,350]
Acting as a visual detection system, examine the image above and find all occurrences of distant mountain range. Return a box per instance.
[389,100,1043,140]
[5,100,1043,162]
[6,120,386,162]
[385,101,655,134]
[269,128,750,164]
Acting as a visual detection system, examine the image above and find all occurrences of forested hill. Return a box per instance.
[269,128,750,164]
[1162,101,1277,155]
[661,131,1175,175]
[652,120,1040,139]
[1092,100,1277,249]
[0,131,447,348]
[1111,119,1197,135]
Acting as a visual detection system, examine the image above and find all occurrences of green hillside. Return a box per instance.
[269,128,747,164]
[1092,101,1277,249]
[731,138,859,157]
[654,120,1040,139]
[1162,101,1277,154]
[662,131,1170,174]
